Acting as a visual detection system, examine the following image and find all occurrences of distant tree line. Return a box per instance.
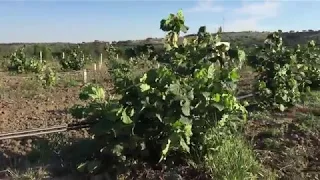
[0,30,320,61]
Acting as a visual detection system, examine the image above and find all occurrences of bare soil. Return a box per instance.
[1,67,320,179]
[0,70,113,173]
[245,106,320,179]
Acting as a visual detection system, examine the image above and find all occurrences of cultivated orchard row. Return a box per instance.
[2,44,120,86]
[69,10,320,176]
[2,41,156,87]
[2,9,320,125]
[0,9,319,179]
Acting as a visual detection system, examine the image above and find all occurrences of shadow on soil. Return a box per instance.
[245,107,320,179]
[0,134,212,180]
[0,134,97,179]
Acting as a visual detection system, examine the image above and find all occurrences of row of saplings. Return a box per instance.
[5,45,95,87]
[5,42,155,88]
[69,10,320,179]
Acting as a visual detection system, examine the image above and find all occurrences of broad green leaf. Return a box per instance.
[169,83,180,95]
[212,93,221,102]
[202,92,210,100]
[179,137,190,153]
[279,104,285,112]
[160,19,167,31]
[140,83,151,92]
[179,116,191,125]
[212,102,225,111]
[121,109,133,124]
[207,64,215,78]
[92,87,105,100]
[184,124,193,141]
[129,108,135,116]
[187,89,194,100]
[176,9,184,21]
[172,120,183,128]
[195,68,207,79]
[79,84,105,101]
[180,25,189,33]
[181,100,190,116]
[198,26,206,33]
[218,114,229,127]
[139,73,147,82]
[308,40,316,47]
[229,69,239,81]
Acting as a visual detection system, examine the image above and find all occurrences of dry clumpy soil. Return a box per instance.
[0,72,84,131]
[0,71,212,180]
[0,71,112,170]
[245,108,320,180]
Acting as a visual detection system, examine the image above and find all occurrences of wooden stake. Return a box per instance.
[99,53,103,70]
[93,63,97,81]
[83,69,87,84]
[40,51,43,62]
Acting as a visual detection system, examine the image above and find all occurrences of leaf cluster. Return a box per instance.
[125,44,156,60]
[36,67,57,88]
[295,40,320,89]
[59,45,92,71]
[71,10,247,173]
[108,57,158,94]
[249,31,311,111]
[7,47,45,73]
[105,43,118,61]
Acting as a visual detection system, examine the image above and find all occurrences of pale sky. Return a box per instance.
[0,0,319,43]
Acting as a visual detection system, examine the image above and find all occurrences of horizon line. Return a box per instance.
[1,29,318,44]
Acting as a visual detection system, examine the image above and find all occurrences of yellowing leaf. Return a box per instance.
[140,83,151,92]
[121,109,133,124]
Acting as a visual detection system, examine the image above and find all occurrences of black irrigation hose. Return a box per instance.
[236,93,256,100]
[0,121,97,140]
[0,93,257,141]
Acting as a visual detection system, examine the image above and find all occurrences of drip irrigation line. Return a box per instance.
[236,93,255,100]
[0,121,96,141]
[0,93,257,140]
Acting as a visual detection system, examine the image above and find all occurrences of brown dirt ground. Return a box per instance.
[0,67,255,179]
[0,69,113,173]
[1,65,319,180]
[245,106,320,180]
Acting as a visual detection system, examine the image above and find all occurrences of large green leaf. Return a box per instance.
[212,102,225,111]
[121,108,133,124]
[140,83,151,92]
[181,99,191,116]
